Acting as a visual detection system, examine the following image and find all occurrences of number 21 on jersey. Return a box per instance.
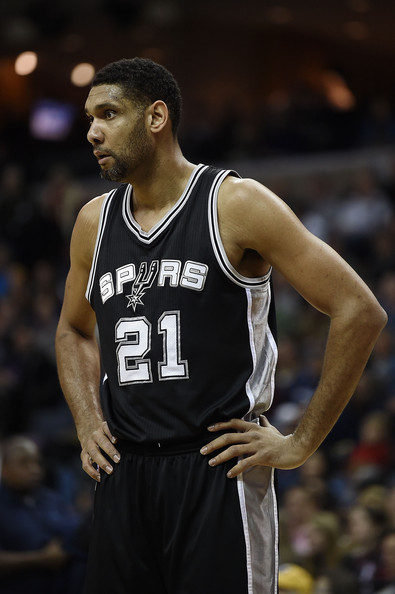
[115,310,189,384]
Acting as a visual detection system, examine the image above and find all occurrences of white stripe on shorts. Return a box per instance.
[237,428,279,592]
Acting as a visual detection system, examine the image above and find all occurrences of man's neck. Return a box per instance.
[130,150,196,212]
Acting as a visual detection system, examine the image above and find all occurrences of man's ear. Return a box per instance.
[147,100,169,133]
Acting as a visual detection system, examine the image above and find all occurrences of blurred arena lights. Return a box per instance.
[15,51,38,76]
[30,99,75,141]
[71,62,95,87]
[321,70,356,110]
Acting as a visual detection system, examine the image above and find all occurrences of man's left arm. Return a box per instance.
[201,177,387,476]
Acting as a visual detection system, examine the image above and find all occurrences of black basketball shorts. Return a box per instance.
[83,440,278,594]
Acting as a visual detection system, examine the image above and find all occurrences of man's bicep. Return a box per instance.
[58,265,97,338]
[58,198,101,337]
[270,232,363,317]
[245,186,368,316]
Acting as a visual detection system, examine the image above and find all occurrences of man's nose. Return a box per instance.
[87,121,104,145]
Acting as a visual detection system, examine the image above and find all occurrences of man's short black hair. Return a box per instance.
[92,57,182,136]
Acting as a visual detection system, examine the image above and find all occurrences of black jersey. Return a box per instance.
[86,164,278,445]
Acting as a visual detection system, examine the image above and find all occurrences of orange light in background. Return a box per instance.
[15,51,38,76]
[321,70,356,110]
[0,59,32,114]
[71,62,95,87]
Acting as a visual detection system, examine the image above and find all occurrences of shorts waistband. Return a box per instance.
[116,433,217,457]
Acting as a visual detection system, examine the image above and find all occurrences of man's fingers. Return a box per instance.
[103,421,119,445]
[207,418,252,433]
[226,455,258,478]
[81,423,121,481]
[91,446,115,475]
[93,424,121,464]
[202,442,257,469]
[82,445,115,480]
[200,418,281,477]
[200,430,253,456]
[202,441,259,478]
[81,451,101,482]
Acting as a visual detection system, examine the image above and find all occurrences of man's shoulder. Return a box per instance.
[78,184,128,225]
[220,174,270,199]
[70,193,110,266]
[218,175,274,218]
[79,191,109,220]
[73,192,110,243]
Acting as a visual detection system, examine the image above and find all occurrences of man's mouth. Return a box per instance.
[94,151,111,165]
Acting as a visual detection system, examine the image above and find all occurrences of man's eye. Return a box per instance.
[105,110,115,119]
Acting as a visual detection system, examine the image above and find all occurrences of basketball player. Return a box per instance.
[55,58,386,594]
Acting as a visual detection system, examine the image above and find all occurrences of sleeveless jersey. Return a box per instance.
[86,164,278,445]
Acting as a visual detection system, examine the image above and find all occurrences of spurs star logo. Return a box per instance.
[126,261,159,311]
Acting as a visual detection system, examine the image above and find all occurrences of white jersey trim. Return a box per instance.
[121,164,208,244]
[85,190,117,303]
[208,169,271,288]
[245,285,278,415]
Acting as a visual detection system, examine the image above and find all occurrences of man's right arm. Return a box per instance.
[55,197,120,481]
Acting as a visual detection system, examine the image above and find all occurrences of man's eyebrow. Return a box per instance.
[84,101,119,114]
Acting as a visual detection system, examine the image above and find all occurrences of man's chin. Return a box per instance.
[99,167,125,183]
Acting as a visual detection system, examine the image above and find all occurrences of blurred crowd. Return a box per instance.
[268,162,395,594]
[0,96,395,592]
[181,90,395,165]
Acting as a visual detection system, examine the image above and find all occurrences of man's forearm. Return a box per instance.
[55,325,103,436]
[56,322,120,481]
[292,300,387,459]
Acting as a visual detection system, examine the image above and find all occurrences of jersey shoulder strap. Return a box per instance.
[85,185,127,302]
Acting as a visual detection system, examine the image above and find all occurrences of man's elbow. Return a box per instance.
[359,298,387,338]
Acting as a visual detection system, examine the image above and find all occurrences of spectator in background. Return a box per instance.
[384,485,395,529]
[0,162,63,268]
[342,504,388,594]
[278,563,314,594]
[368,329,395,412]
[348,411,393,488]
[0,243,13,299]
[0,164,29,254]
[314,566,360,594]
[1,322,60,434]
[358,485,389,517]
[299,450,330,500]
[374,529,395,593]
[377,272,395,332]
[303,511,341,578]
[279,485,323,565]
[40,165,87,242]
[369,228,395,285]
[333,170,393,273]
[0,435,87,594]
